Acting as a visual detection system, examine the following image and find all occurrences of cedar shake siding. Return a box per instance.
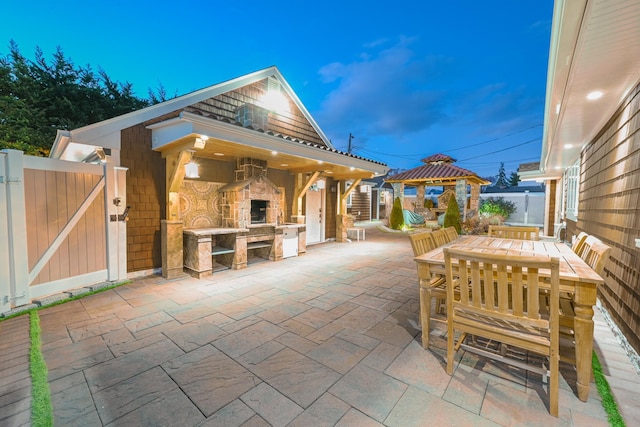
[121,124,166,272]
[185,79,327,147]
[577,82,640,354]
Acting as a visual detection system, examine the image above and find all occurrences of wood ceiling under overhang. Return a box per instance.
[148,113,387,180]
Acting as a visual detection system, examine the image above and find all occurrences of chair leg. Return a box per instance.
[419,284,432,349]
[447,323,455,375]
[550,351,559,417]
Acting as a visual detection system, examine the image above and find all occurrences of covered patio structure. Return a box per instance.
[386,154,489,222]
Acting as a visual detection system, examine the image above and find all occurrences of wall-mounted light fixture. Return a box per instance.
[185,151,200,178]
[194,135,208,149]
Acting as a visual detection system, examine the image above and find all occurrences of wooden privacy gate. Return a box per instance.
[0,149,127,314]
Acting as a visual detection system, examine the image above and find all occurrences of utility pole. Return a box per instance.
[348,133,355,153]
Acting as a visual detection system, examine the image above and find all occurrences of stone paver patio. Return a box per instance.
[3,222,637,426]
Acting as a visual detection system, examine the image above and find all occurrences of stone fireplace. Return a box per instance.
[219,158,281,228]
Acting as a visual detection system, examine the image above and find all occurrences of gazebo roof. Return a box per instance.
[386,153,490,185]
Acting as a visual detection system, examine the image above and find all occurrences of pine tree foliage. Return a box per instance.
[390,197,405,230]
[443,194,462,233]
[0,41,149,155]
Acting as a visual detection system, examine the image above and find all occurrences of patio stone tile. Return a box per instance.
[93,366,177,424]
[288,393,350,427]
[480,381,572,426]
[215,300,266,320]
[274,331,318,354]
[305,320,345,344]
[101,327,135,349]
[237,340,285,366]
[329,301,360,317]
[107,387,205,426]
[284,289,328,303]
[199,399,255,427]
[361,341,404,372]
[123,310,176,335]
[335,408,385,426]
[44,335,114,382]
[84,338,184,393]
[351,294,403,313]
[112,299,180,321]
[67,315,125,342]
[163,344,260,416]
[384,385,500,427]
[335,305,388,333]
[240,415,271,426]
[107,332,167,357]
[291,307,339,329]
[219,315,262,334]
[0,396,30,426]
[240,382,303,427]
[329,364,407,422]
[249,348,341,408]
[307,336,370,374]
[442,359,489,414]
[213,320,286,358]
[384,340,452,396]
[365,319,418,347]
[256,301,310,324]
[0,379,30,408]
[335,328,380,350]
[51,373,100,425]
[163,317,227,352]
[278,318,316,337]
[569,411,610,427]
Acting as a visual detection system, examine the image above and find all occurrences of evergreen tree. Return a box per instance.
[389,197,405,230]
[0,41,149,155]
[443,194,462,233]
[508,171,520,187]
[495,162,508,187]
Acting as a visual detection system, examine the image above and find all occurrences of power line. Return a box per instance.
[457,138,539,162]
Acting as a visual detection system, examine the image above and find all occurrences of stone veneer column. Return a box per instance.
[416,185,425,208]
[336,214,353,243]
[161,220,187,279]
[291,215,305,224]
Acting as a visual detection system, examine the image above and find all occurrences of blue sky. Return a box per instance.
[1,0,553,178]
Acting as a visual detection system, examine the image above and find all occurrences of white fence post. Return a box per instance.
[0,151,11,312]
[4,149,29,307]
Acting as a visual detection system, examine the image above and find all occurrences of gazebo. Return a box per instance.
[386,154,490,221]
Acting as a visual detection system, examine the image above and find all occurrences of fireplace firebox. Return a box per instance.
[251,200,268,224]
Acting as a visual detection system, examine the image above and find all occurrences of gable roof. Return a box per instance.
[386,154,489,185]
[51,66,333,156]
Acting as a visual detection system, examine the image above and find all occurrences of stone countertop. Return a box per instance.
[183,227,249,236]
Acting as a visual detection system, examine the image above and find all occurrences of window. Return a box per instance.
[564,160,580,221]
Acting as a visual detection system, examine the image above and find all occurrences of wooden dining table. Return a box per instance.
[414,235,604,402]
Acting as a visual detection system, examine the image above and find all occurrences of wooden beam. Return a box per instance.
[166,150,193,219]
[292,171,320,217]
[339,178,361,215]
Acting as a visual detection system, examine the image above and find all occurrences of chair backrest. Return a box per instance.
[581,239,611,275]
[409,231,436,256]
[571,231,589,256]
[444,248,560,351]
[488,225,539,240]
[443,226,459,243]
[431,228,450,247]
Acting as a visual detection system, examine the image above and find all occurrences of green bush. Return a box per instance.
[423,199,434,209]
[390,197,405,230]
[479,197,517,219]
[443,194,461,233]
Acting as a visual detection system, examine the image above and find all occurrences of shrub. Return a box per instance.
[424,199,434,209]
[479,197,516,219]
[389,197,405,230]
[443,194,461,233]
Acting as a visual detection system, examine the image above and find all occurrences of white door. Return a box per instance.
[306,189,324,243]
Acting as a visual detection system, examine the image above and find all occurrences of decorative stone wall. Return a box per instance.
[179,181,224,228]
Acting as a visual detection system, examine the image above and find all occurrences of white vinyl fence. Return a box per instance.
[0,149,128,314]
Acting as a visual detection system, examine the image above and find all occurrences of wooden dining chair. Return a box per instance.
[487,225,540,240]
[571,231,589,257]
[444,248,560,416]
[443,226,459,242]
[412,228,450,349]
[409,231,436,257]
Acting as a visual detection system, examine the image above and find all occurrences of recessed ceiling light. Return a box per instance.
[280,163,288,167]
[586,91,603,100]
[271,151,278,155]
[214,152,224,156]
[555,104,561,114]
[554,166,562,170]
[350,167,355,171]
[317,160,323,164]
[564,144,573,149]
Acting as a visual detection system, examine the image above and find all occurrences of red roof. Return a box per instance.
[420,153,456,163]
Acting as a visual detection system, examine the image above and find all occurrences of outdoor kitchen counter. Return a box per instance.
[183,228,250,278]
